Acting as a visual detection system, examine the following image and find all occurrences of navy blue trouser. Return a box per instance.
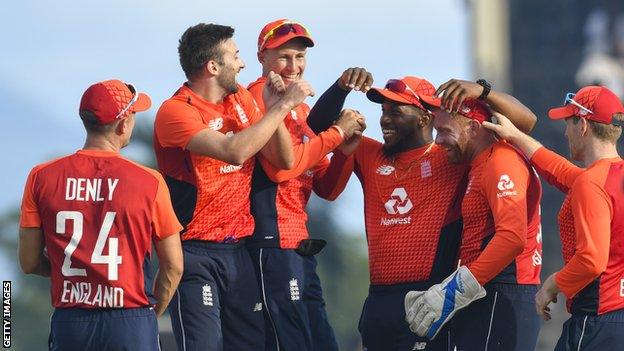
[49,307,158,351]
[452,283,541,351]
[555,309,624,351]
[169,240,265,351]
[359,283,452,351]
[247,247,338,351]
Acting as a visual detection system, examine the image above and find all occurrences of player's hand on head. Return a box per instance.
[481,112,521,141]
[338,67,374,92]
[435,79,484,113]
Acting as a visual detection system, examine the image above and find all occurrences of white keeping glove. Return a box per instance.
[404,266,486,339]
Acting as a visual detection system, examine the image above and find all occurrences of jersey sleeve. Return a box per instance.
[531,146,583,193]
[260,127,344,183]
[240,85,263,124]
[155,100,206,149]
[313,149,355,201]
[19,167,41,228]
[468,150,530,285]
[555,176,612,298]
[151,173,183,240]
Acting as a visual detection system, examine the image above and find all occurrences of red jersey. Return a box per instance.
[19,150,182,309]
[319,138,467,285]
[532,147,624,315]
[459,141,542,285]
[246,77,344,249]
[154,83,261,242]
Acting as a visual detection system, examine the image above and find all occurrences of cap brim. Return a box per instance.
[366,88,413,105]
[132,92,152,113]
[263,34,314,50]
[420,95,442,108]
[548,105,575,120]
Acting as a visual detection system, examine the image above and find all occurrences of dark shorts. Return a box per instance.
[247,247,338,351]
[359,283,452,351]
[169,240,265,351]
[452,283,541,351]
[49,307,158,351]
[555,309,624,351]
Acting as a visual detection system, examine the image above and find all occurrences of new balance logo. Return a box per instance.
[384,187,413,215]
[208,117,223,131]
[421,160,432,178]
[253,302,263,312]
[291,110,298,120]
[413,342,427,350]
[376,165,395,176]
[289,279,300,301]
[235,104,249,124]
[202,284,213,306]
[496,174,517,198]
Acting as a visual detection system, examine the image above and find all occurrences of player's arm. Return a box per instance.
[18,227,50,276]
[555,179,611,298]
[261,109,365,183]
[467,156,530,285]
[483,113,583,192]
[307,67,373,134]
[18,167,50,276]
[436,79,537,133]
[153,233,183,317]
[184,80,313,166]
[150,174,184,317]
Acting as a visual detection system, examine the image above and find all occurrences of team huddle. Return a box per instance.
[18,19,624,351]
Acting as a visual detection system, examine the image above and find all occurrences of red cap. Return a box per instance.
[366,76,441,111]
[548,86,624,125]
[258,19,314,52]
[456,99,492,123]
[79,79,151,125]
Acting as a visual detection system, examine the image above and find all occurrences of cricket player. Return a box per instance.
[405,80,543,350]
[310,77,536,350]
[246,18,372,351]
[153,23,314,350]
[483,85,624,350]
[19,79,184,351]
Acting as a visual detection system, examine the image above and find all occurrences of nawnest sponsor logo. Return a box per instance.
[381,187,413,226]
[496,174,517,198]
[220,164,243,174]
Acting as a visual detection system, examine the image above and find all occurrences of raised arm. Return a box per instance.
[307,67,373,134]
[436,79,537,133]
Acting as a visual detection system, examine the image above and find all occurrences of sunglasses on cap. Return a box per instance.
[563,92,593,117]
[385,79,428,111]
[115,83,139,119]
[259,21,311,51]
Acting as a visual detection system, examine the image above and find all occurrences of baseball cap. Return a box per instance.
[366,76,441,111]
[548,86,624,125]
[456,99,492,123]
[79,79,151,125]
[258,19,314,52]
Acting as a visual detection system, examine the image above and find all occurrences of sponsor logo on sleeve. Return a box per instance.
[496,174,517,198]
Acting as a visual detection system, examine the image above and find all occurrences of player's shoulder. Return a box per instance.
[117,157,165,183]
[247,76,266,95]
[489,141,528,167]
[572,159,614,189]
[29,154,74,177]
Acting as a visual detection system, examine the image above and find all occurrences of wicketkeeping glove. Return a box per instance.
[404,266,486,339]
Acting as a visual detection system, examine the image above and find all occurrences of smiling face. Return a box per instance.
[215,38,245,94]
[380,102,428,155]
[433,109,474,164]
[258,38,307,87]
